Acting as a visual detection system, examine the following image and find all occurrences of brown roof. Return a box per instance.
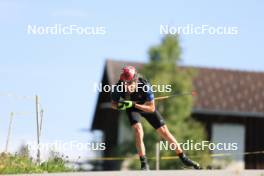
[105,59,264,117]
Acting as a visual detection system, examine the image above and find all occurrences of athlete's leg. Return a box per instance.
[132,122,145,156]
[142,110,201,169]
[132,123,149,170]
[156,125,182,155]
[127,109,149,170]
[156,125,201,169]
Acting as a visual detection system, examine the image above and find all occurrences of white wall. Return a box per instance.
[212,123,245,169]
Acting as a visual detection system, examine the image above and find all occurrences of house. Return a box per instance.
[92,59,264,170]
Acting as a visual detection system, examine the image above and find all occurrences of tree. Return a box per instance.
[138,35,211,169]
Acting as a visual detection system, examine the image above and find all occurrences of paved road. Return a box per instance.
[4,170,264,176]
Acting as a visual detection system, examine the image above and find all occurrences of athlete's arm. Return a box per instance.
[135,100,155,113]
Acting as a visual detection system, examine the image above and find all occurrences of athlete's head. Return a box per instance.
[120,65,138,93]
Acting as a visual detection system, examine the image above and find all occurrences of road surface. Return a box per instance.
[4,170,264,176]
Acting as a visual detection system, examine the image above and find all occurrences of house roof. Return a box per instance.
[105,59,264,117]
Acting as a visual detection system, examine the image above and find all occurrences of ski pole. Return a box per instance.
[154,91,197,100]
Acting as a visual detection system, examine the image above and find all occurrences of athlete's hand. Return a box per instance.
[117,100,134,110]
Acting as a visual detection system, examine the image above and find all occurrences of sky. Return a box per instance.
[0,0,263,160]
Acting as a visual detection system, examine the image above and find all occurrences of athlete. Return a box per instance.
[111,65,201,170]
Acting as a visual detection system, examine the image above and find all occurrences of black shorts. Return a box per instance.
[126,108,165,129]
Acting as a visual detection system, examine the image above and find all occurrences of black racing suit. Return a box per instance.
[111,77,165,129]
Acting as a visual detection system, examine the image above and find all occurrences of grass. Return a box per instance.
[0,148,74,174]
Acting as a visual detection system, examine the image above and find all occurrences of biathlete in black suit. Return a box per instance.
[111,66,201,170]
